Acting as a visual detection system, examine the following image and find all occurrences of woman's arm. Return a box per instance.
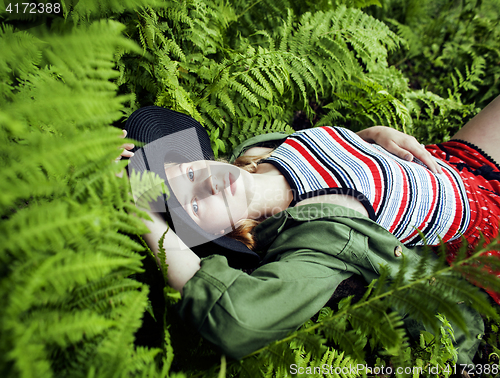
[141,211,201,294]
[357,126,443,174]
[451,95,500,164]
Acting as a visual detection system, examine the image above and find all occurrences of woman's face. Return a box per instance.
[165,160,254,234]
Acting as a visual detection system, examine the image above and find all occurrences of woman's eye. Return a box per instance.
[192,199,199,214]
[188,167,194,181]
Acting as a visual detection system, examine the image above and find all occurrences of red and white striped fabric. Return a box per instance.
[263,126,470,247]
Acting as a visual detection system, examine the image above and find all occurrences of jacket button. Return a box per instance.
[394,245,403,257]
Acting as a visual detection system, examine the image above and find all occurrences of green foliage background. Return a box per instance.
[0,0,499,377]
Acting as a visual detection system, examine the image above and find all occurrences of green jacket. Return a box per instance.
[177,132,484,364]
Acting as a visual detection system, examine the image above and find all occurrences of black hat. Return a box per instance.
[125,106,260,268]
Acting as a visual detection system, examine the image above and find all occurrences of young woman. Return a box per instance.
[122,95,500,365]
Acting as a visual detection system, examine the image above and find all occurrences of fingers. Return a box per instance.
[411,144,443,175]
[116,130,134,161]
[116,148,134,161]
[121,142,135,151]
[401,139,443,174]
[116,146,135,160]
[120,148,135,158]
[376,129,443,174]
[115,130,134,178]
[387,141,413,162]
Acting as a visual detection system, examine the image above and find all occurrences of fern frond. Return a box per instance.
[350,303,406,354]
[0,25,42,103]
[390,281,463,332]
[0,3,181,377]
[27,309,114,348]
[69,276,144,313]
[92,288,153,376]
[410,246,436,282]
[7,251,142,313]
[0,128,126,212]
[257,342,298,376]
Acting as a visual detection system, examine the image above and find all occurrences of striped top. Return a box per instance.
[262,126,470,246]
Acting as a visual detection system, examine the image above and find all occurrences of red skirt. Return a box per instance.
[426,140,500,304]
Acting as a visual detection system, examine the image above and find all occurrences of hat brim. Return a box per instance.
[125,106,260,268]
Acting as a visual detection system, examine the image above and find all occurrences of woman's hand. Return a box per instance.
[115,130,135,178]
[357,126,443,174]
[116,129,135,161]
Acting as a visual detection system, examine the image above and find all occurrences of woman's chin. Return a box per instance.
[240,170,255,203]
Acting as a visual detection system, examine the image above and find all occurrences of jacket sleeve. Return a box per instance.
[177,252,353,359]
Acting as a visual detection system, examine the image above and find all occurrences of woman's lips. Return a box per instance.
[229,172,236,196]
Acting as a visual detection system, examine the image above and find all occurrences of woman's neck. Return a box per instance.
[246,164,293,219]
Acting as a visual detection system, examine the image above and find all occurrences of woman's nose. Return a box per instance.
[200,174,217,197]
